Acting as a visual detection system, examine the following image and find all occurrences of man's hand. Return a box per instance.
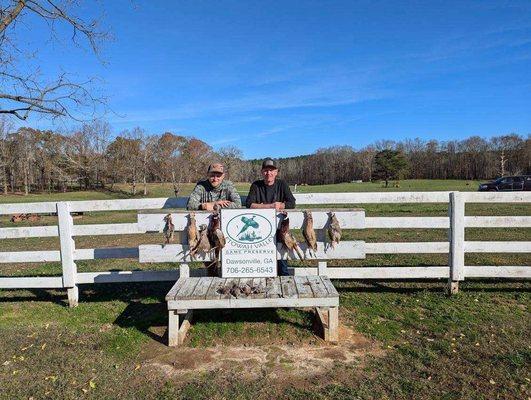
[215,200,232,208]
[201,202,215,211]
[273,202,285,210]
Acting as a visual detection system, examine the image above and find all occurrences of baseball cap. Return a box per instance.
[261,158,278,169]
[207,163,224,174]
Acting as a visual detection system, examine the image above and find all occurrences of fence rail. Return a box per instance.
[1,191,530,306]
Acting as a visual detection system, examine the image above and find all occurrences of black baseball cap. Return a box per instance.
[261,158,278,169]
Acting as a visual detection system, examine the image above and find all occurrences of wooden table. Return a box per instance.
[165,274,339,346]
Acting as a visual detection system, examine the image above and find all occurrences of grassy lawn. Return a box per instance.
[0,180,529,399]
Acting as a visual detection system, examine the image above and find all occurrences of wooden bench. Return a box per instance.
[166,265,339,346]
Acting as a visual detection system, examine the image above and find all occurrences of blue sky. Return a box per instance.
[15,0,531,158]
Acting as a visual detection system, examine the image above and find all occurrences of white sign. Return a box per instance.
[221,209,277,278]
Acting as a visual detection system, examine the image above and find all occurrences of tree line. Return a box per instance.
[0,119,529,195]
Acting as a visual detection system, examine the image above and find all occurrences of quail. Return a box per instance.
[163,213,174,244]
[277,211,304,261]
[187,212,198,259]
[302,210,318,258]
[327,212,342,250]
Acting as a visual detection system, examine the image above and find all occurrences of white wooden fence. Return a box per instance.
[0,191,530,307]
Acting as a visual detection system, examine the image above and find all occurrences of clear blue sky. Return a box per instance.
[18,0,531,159]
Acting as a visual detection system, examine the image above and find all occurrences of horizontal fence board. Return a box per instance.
[140,240,365,263]
[138,210,365,231]
[464,266,531,278]
[0,250,60,263]
[295,192,451,204]
[326,266,449,279]
[74,247,139,260]
[465,241,531,253]
[0,225,59,239]
[76,270,180,284]
[0,276,64,289]
[464,216,531,228]
[0,202,57,215]
[366,217,448,228]
[365,242,449,254]
[72,223,145,236]
[68,198,187,212]
[463,192,531,203]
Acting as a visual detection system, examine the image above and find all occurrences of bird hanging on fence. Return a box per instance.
[190,224,211,259]
[207,206,226,271]
[187,212,198,259]
[277,211,304,261]
[163,214,175,244]
[302,210,318,258]
[327,212,341,250]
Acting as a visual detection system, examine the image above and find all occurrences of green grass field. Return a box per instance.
[0,180,529,399]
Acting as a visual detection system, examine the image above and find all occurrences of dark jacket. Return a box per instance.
[245,179,296,209]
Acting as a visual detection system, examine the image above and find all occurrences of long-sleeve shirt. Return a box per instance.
[245,179,296,209]
[186,179,242,210]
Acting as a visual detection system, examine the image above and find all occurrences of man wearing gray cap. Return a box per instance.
[246,158,296,276]
[187,163,241,211]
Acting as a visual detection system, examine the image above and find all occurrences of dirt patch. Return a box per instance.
[140,324,383,386]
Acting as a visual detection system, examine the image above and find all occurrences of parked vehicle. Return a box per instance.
[478,176,531,191]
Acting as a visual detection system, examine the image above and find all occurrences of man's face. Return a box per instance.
[261,167,278,185]
[208,172,224,187]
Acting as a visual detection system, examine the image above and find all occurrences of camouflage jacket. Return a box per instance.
[186,180,242,210]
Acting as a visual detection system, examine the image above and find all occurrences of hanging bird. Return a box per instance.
[302,210,318,258]
[190,224,212,259]
[277,211,304,261]
[187,212,198,259]
[163,214,174,244]
[327,212,342,250]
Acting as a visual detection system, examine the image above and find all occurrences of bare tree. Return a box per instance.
[0,0,108,120]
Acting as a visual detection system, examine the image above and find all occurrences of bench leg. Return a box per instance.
[168,311,179,346]
[316,306,339,343]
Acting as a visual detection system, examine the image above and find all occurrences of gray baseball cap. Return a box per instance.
[261,158,278,169]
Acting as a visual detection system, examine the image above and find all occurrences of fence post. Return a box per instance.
[448,192,465,295]
[57,202,78,307]
[318,261,327,276]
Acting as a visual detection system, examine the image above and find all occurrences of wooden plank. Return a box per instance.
[57,202,77,290]
[320,276,339,297]
[280,276,298,299]
[73,223,145,236]
[177,310,193,345]
[465,216,531,228]
[463,192,531,203]
[77,270,179,284]
[366,217,448,229]
[265,277,282,298]
[0,201,57,215]
[0,250,60,263]
[168,311,179,346]
[0,225,58,239]
[295,192,451,204]
[205,277,225,300]
[165,278,188,301]
[465,241,531,253]
[274,210,365,229]
[365,242,449,254]
[168,296,338,310]
[139,244,212,262]
[327,307,339,342]
[307,275,328,298]
[0,276,64,289]
[277,241,365,260]
[176,278,201,300]
[293,276,313,298]
[464,266,531,278]
[68,197,187,212]
[325,267,449,279]
[189,277,214,299]
[74,247,139,260]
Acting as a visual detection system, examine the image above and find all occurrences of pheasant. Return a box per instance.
[327,212,342,250]
[302,210,318,258]
[277,212,304,261]
[207,207,226,274]
[190,224,211,259]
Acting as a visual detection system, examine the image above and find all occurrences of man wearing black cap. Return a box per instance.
[246,158,296,276]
